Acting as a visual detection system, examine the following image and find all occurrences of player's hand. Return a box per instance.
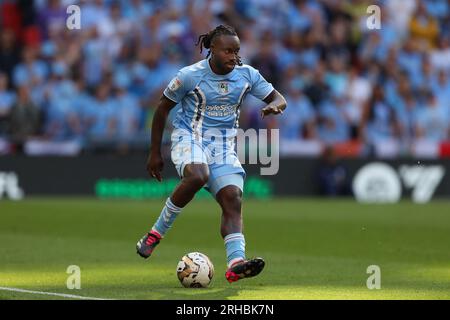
[147,152,164,182]
[261,105,284,119]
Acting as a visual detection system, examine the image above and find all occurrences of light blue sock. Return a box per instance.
[151,197,182,237]
[224,233,246,267]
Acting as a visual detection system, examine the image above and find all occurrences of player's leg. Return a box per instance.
[217,185,243,238]
[216,184,245,266]
[171,163,209,207]
[211,175,265,283]
[137,132,209,259]
[149,163,209,240]
[136,163,209,259]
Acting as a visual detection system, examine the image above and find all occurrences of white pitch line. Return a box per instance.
[0,286,111,300]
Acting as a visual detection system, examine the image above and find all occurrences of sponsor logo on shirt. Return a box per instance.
[205,104,237,117]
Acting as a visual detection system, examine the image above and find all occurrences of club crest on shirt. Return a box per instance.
[218,82,229,95]
[169,77,182,91]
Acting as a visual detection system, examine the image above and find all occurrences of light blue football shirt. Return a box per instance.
[163,59,274,137]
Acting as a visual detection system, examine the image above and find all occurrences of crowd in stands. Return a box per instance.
[0,0,449,157]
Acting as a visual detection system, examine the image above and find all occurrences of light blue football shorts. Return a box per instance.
[170,128,245,197]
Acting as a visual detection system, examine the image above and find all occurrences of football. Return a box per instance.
[176,252,214,288]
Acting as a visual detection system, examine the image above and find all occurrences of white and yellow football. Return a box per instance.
[176,252,214,288]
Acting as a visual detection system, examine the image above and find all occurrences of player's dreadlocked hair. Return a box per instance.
[195,25,242,66]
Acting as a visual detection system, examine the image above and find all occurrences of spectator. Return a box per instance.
[0,73,16,135]
[83,83,117,139]
[122,0,155,26]
[395,91,419,145]
[323,17,351,66]
[409,1,440,50]
[250,33,281,88]
[9,86,41,146]
[12,46,48,87]
[113,74,142,139]
[317,94,351,144]
[0,29,21,85]
[423,0,449,21]
[415,91,449,142]
[79,0,112,33]
[430,35,450,72]
[304,61,330,107]
[325,55,349,98]
[317,146,350,197]
[397,38,423,88]
[415,56,436,90]
[43,61,81,141]
[287,0,323,33]
[385,0,416,40]
[361,85,397,144]
[345,67,372,121]
[37,0,66,40]
[430,70,450,107]
[279,79,316,140]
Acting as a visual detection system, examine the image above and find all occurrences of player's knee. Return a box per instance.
[218,186,242,209]
[183,164,209,188]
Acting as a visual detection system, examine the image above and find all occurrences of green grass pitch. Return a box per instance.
[1,197,449,300]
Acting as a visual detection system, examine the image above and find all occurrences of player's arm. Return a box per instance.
[261,89,287,119]
[147,95,177,181]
